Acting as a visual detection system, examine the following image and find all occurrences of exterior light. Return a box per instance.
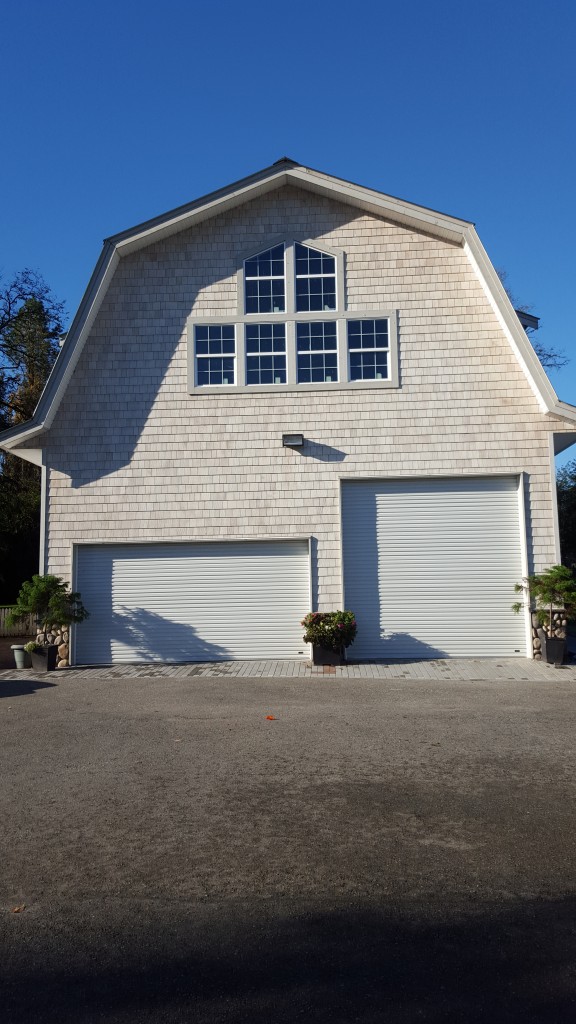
[282,433,304,448]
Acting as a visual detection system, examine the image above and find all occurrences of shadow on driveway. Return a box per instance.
[0,677,57,698]
[3,895,576,1022]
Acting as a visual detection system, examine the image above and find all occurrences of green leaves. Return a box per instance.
[7,574,89,641]
[301,610,357,652]
[513,565,576,629]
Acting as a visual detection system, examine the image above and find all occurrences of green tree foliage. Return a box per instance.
[557,460,576,569]
[7,574,88,643]
[0,271,66,601]
[513,564,576,632]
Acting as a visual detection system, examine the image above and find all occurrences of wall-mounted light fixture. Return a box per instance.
[282,433,304,448]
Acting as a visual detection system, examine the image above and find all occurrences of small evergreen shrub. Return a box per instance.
[513,564,576,636]
[7,574,89,644]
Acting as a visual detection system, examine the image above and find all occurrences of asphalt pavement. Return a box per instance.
[2,670,576,1022]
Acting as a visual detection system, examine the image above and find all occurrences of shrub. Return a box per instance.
[513,564,576,636]
[24,641,41,654]
[301,610,357,652]
[7,574,89,644]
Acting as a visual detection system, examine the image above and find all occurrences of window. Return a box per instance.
[348,319,389,381]
[244,244,285,313]
[195,325,235,386]
[246,324,287,384]
[189,238,398,391]
[297,322,338,383]
[295,243,336,312]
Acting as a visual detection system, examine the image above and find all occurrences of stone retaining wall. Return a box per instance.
[36,629,69,669]
[532,611,566,660]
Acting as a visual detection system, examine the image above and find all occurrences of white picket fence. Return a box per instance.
[0,607,37,637]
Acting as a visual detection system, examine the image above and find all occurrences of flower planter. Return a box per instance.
[538,629,566,667]
[312,645,344,666]
[30,645,58,672]
[11,645,31,670]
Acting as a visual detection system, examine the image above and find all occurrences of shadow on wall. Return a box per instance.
[49,197,361,488]
[4,896,576,1022]
[376,632,449,660]
[297,440,347,462]
[76,605,231,666]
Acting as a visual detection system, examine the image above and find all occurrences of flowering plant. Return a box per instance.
[24,641,42,654]
[301,610,357,652]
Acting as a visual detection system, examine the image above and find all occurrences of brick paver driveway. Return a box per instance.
[2,668,576,1022]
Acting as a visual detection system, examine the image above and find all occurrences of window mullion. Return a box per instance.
[236,323,246,387]
[285,243,295,313]
[337,319,348,383]
[286,320,296,385]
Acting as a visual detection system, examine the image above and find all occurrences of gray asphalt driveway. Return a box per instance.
[2,671,576,1022]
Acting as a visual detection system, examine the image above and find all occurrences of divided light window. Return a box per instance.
[244,244,285,313]
[246,324,287,384]
[190,239,396,390]
[295,242,336,312]
[196,325,235,386]
[297,322,338,383]
[348,319,389,380]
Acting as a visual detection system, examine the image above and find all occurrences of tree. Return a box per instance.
[496,268,568,372]
[513,564,576,633]
[0,270,65,421]
[557,460,576,569]
[7,574,88,644]
[0,271,66,602]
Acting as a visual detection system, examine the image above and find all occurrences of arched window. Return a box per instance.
[189,237,398,391]
[244,244,285,314]
[294,243,336,312]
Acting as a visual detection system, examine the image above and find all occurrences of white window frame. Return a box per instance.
[245,322,288,386]
[243,242,287,315]
[187,238,399,393]
[347,318,391,383]
[193,322,238,388]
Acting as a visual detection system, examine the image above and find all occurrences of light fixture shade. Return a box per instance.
[282,433,304,447]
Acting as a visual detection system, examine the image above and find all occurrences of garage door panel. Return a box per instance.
[75,541,310,665]
[343,477,527,659]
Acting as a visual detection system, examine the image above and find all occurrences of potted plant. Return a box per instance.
[513,564,576,666]
[7,575,89,672]
[10,644,31,670]
[23,640,58,672]
[301,610,357,665]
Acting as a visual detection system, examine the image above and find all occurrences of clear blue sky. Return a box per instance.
[1,0,575,463]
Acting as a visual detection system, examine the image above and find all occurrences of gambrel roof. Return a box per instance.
[2,157,576,458]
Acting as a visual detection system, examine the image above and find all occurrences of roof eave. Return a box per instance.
[0,161,567,453]
[463,227,563,415]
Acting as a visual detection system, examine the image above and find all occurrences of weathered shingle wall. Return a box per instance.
[44,185,558,603]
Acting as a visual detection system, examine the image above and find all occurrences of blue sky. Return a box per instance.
[1,0,575,463]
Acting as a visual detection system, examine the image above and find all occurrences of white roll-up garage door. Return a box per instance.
[342,477,527,659]
[74,540,310,665]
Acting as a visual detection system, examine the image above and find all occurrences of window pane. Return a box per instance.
[245,245,286,314]
[295,242,337,313]
[347,319,389,380]
[245,323,286,384]
[296,322,338,382]
[195,326,236,386]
